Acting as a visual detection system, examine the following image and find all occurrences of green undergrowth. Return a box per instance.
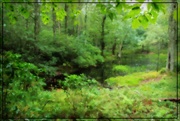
[105,71,160,87]
[3,53,178,119]
[134,74,178,99]
[9,74,178,119]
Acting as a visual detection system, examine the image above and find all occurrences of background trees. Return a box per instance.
[2,0,178,81]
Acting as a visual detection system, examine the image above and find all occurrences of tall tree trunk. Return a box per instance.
[64,3,68,34]
[84,3,87,32]
[58,22,61,34]
[83,3,88,44]
[52,3,57,40]
[166,1,177,72]
[118,40,123,59]
[99,15,106,84]
[101,15,106,56]
[112,39,116,55]
[71,17,75,35]
[34,1,40,41]
[118,33,127,60]
[156,41,161,71]
[117,41,123,64]
[76,1,81,36]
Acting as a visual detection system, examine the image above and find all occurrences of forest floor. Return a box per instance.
[9,72,179,119]
[141,75,163,84]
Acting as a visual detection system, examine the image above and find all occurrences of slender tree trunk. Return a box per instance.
[166,1,177,72]
[76,1,81,36]
[64,3,68,34]
[99,15,106,84]
[101,15,106,56]
[84,3,87,44]
[142,45,144,52]
[52,3,57,40]
[118,40,123,58]
[34,2,40,41]
[71,17,75,35]
[84,3,87,31]
[25,3,29,31]
[156,41,161,71]
[112,39,116,55]
[58,22,61,34]
[118,33,127,59]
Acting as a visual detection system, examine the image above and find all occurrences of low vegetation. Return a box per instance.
[1,52,179,119]
[5,74,178,118]
[106,71,161,87]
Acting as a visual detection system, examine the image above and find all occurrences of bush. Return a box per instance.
[159,67,167,74]
[59,74,99,89]
[112,65,130,75]
[2,51,46,118]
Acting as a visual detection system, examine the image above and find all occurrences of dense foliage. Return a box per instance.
[1,0,179,120]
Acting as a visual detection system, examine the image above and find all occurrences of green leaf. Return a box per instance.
[132,6,140,10]
[108,12,114,21]
[138,15,148,29]
[144,12,152,22]
[20,7,30,19]
[150,10,158,23]
[151,3,159,12]
[42,14,49,25]
[101,4,107,14]
[116,3,123,14]
[56,9,66,21]
[132,18,141,29]
[158,3,166,14]
[142,15,148,22]
[125,7,141,19]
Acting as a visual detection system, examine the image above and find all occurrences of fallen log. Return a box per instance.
[160,98,180,103]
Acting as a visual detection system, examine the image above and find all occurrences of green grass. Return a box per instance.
[105,71,160,87]
[135,74,177,99]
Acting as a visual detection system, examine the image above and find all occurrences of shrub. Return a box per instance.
[2,51,46,118]
[112,65,130,75]
[59,74,99,89]
[159,67,167,74]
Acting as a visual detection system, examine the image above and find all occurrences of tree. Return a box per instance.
[64,3,68,33]
[52,3,58,39]
[114,0,177,72]
[34,1,40,41]
[166,0,177,72]
[101,15,106,56]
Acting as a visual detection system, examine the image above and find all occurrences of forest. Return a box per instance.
[1,0,180,120]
